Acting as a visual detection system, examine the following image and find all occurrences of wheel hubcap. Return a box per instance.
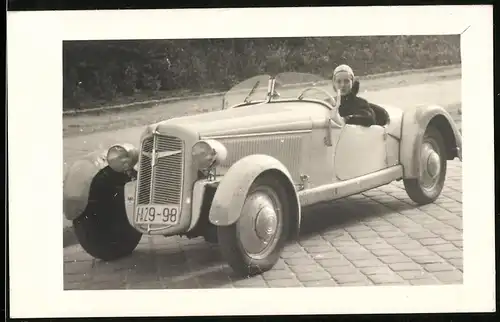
[420,142,442,189]
[426,150,441,178]
[255,206,278,240]
[237,186,282,259]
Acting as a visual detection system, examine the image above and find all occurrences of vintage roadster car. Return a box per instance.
[63,72,462,277]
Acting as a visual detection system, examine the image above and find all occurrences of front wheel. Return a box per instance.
[73,167,142,261]
[217,173,290,277]
[404,125,447,205]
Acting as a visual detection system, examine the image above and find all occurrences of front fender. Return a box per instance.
[400,104,462,178]
[208,154,301,238]
[63,150,108,221]
[63,144,139,221]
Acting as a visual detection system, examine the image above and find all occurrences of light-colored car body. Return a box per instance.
[63,72,462,276]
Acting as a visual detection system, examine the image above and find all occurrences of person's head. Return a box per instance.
[333,64,355,96]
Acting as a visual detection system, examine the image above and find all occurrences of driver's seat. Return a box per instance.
[369,103,390,126]
[354,80,390,126]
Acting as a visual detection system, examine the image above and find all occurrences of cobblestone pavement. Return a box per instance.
[64,159,462,290]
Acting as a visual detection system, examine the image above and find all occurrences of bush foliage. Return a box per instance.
[63,35,460,110]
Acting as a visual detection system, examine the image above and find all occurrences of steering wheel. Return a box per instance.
[298,87,336,106]
[297,87,344,125]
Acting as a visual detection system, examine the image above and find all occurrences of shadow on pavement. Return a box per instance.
[298,195,412,239]
[91,238,235,289]
[90,190,417,289]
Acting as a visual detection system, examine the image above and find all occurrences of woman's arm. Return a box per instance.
[358,98,377,124]
[342,97,377,126]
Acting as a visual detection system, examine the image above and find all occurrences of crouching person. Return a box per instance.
[333,64,376,127]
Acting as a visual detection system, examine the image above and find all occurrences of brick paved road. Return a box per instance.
[64,159,462,290]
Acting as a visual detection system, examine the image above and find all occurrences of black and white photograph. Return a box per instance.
[7,6,495,318]
[61,34,465,290]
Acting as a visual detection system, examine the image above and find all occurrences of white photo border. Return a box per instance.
[7,5,495,318]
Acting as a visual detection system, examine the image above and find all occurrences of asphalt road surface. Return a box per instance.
[63,75,462,290]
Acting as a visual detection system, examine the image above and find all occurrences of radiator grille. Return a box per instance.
[137,137,153,204]
[136,135,184,205]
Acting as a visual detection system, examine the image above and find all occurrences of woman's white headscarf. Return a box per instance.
[333,64,355,80]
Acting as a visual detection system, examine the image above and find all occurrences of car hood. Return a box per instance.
[153,102,315,138]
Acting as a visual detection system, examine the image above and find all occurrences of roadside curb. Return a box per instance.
[63,64,461,116]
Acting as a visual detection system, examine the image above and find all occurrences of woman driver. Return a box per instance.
[332,64,376,127]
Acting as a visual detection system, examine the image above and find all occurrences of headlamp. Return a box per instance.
[107,143,139,173]
[191,140,227,170]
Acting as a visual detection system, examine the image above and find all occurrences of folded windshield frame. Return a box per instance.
[222,73,336,110]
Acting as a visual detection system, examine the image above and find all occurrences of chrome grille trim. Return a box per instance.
[156,135,183,152]
[152,146,183,204]
[136,134,184,206]
[137,137,153,205]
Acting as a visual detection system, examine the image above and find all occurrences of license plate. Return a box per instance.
[135,204,180,225]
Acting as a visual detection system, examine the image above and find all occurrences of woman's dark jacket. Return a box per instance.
[338,80,377,127]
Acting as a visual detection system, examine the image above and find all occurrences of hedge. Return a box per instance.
[63,35,460,110]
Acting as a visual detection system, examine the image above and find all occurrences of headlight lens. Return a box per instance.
[107,143,139,172]
[192,140,227,170]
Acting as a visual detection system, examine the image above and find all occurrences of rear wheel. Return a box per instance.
[73,167,142,261]
[217,173,290,277]
[404,125,447,205]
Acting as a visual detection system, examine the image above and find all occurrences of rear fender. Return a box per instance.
[208,154,301,240]
[400,105,462,178]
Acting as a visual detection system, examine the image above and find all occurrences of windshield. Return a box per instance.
[274,72,334,101]
[222,72,338,109]
[222,74,271,109]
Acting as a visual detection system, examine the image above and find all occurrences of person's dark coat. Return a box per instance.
[338,80,377,127]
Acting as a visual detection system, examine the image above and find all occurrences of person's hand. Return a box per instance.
[344,114,372,127]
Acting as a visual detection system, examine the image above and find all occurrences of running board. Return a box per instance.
[298,165,404,207]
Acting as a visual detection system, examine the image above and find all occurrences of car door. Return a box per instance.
[333,124,388,181]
